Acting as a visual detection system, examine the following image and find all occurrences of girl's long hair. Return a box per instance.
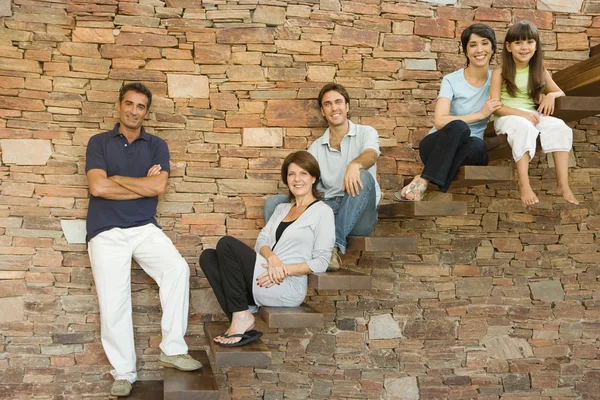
[501,20,545,102]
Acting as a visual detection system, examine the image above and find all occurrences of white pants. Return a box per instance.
[88,224,190,383]
[494,110,573,162]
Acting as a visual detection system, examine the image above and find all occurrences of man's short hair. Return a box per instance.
[317,83,350,107]
[119,82,153,109]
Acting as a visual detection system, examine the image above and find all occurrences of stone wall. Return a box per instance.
[1,0,600,398]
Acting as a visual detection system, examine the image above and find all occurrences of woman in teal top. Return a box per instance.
[490,20,577,205]
[398,24,501,201]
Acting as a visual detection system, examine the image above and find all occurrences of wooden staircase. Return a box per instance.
[204,322,271,367]
[127,350,218,400]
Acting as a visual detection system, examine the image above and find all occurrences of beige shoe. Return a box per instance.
[159,352,202,371]
[110,380,132,397]
[327,247,342,271]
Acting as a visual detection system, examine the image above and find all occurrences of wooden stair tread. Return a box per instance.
[129,381,164,400]
[308,269,372,290]
[346,235,417,252]
[553,96,600,122]
[451,165,514,188]
[552,53,600,96]
[378,201,467,218]
[204,322,271,367]
[163,350,218,400]
[591,43,600,58]
[258,302,323,329]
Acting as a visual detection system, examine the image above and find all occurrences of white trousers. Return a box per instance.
[88,223,190,383]
[494,110,573,162]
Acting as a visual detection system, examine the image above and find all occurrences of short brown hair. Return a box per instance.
[280,151,322,201]
[317,83,350,108]
[119,82,152,109]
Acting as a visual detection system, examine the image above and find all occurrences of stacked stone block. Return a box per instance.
[0,0,599,398]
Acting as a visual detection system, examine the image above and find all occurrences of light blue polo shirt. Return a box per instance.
[429,68,492,140]
[308,121,381,203]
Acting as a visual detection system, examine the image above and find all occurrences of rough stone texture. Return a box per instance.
[0,297,24,323]
[0,0,11,17]
[384,376,419,400]
[368,314,402,339]
[243,128,283,147]
[538,0,584,12]
[190,288,223,315]
[167,74,209,98]
[529,280,565,302]
[60,220,87,244]
[482,336,534,360]
[1,139,52,165]
[0,1,599,398]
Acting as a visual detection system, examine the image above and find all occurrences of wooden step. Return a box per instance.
[552,53,600,96]
[378,201,467,218]
[204,322,271,367]
[308,269,372,290]
[258,302,323,329]
[591,43,600,58]
[163,350,218,400]
[129,381,164,400]
[346,236,417,252]
[553,96,600,122]
[401,166,514,191]
[450,165,514,188]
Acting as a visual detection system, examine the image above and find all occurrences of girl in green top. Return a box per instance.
[491,20,578,205]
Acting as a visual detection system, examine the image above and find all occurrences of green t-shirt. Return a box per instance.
[500,66,537,111]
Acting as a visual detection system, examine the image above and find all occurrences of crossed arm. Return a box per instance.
[87,164,168,200]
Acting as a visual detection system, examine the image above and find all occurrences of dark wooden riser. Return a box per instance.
[127,351,218,400]
[164,351,219,400]
[204,322,271,367]
[378,201,467,218]
[346,236,417,252]
[258,302,323,329]
[308,269,372,290]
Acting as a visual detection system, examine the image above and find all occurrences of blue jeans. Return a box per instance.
[420,120,489,192]
[263,169,377,254]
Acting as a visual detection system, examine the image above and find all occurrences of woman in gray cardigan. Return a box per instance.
[199,151,335,347]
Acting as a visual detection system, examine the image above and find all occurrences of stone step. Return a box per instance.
[129,381,163,400]
[163,350,219,400]
[346,236,417,252]
[258,302,323,329]
[378,201,467,218]
[204,322,271,367]
[308,269,372,290]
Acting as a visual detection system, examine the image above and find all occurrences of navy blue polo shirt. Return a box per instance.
[85,123,170,241]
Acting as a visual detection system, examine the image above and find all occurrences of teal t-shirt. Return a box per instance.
[429,68,492,140]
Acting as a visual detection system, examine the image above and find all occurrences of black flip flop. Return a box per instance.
[217,330,263,347]
[214,329,258,340]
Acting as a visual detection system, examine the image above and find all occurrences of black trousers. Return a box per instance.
[419,120,489,192]
[199,236,257,321]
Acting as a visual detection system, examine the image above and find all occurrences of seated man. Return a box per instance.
[264,83,380,269]
[86,83,201,398]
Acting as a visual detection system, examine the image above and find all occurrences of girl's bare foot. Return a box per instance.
[556,185,579,205]
[213,310,255,345]
[518,182,539,205]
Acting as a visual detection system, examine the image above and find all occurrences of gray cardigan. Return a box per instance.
[252,201,335,307]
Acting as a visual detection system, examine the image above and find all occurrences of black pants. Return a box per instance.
[199,236,257,321]
[420,120,489,192]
